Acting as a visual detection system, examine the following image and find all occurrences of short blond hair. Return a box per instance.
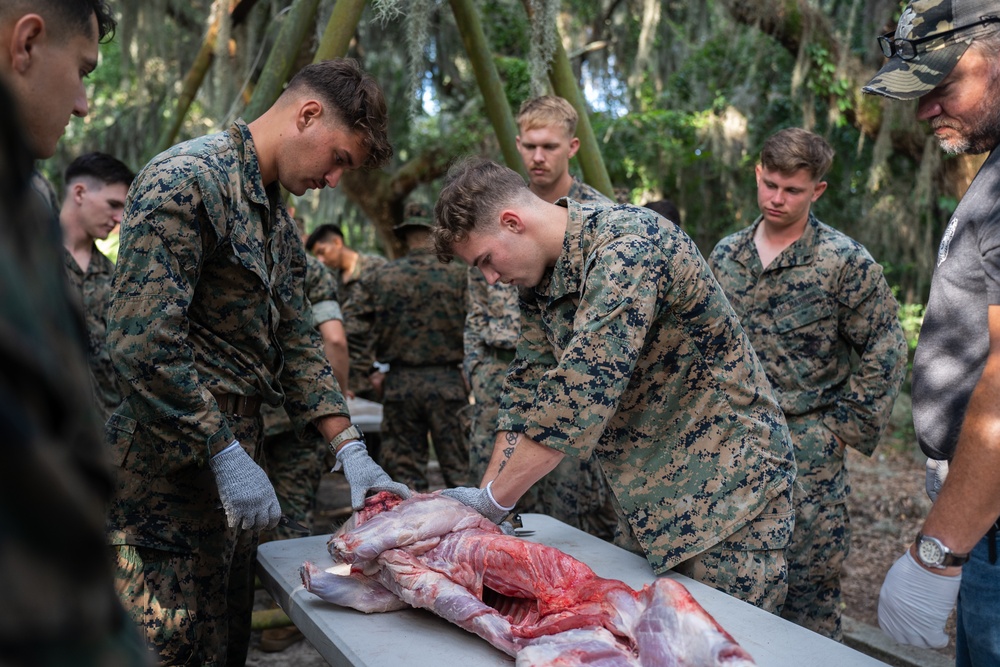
[517,96,577,136]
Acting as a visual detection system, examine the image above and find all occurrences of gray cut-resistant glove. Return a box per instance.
[925,458,949,502]
[335,441,412,510]
[441,482,514,525]
[209,441,282,530]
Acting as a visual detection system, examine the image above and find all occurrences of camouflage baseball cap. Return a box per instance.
[393,201,434,232]
[863,0,1000,100]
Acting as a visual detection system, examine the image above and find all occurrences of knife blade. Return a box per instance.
[279,514,311,534]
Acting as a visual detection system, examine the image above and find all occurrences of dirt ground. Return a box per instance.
[841,393,956,661]
[247,394,957,665]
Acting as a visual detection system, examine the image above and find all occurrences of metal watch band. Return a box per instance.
[329,424,364,452]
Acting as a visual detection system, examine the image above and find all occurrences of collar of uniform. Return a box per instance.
[736,213,819,271]
[766,213,819,270]
[538,197,584,303]
[229,119,270,209]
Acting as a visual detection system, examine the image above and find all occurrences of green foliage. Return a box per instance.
[897,302,925,354]
[805,44,853,122]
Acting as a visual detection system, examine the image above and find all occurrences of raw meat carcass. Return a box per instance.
[301,492,756,667]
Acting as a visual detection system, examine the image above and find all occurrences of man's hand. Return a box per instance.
[209,441,282,530]
[878,550,960,649]
[441,483,513,524]
[335,442,411,510]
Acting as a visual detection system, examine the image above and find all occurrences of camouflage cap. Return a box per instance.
[863,0,1000,100]
[393,201,434,232]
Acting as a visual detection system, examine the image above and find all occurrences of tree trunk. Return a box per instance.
[448,0,526,178]
[314,0,367,62]
[154,0,260,153]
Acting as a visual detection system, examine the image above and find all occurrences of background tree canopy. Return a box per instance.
[46,0,974,310]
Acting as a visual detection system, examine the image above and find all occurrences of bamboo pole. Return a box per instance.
[547,39,614,199]
[313,0,368,62]
[448,0,528,178]
[155,19,219,153]
[242,0,324,123]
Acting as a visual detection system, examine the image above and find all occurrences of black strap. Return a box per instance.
[988,520,999,565]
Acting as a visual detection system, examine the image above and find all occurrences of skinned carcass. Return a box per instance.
[301,492,756,667]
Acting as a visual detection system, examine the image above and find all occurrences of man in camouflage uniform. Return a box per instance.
[106,59,406,665]
[709,128,907,639]
[362,201,469,491]
[466,94,619,540]
[0,1,148,665]
[60,151,135,422]
[433,158,796,612]
[307,223,387,402]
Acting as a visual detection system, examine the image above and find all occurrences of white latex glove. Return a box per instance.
[925,458,949,502]
[878,550,960,649]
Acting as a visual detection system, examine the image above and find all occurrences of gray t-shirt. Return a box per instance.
[912,148,1000,460]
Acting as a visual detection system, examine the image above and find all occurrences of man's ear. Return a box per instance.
[811,181,828,202]
[567,136,581,159]
[499,209,525,233]
[9,14,45,74]
[296,100,323,132]
[71,182,87,204]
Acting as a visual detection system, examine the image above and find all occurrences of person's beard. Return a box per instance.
[935,63,1000,155]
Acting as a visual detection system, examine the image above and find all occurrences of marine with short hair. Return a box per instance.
[307,222,387,402]
[59,151,135,422]
[0,1,149,664]
[432,157,796,612]
[463,95,620,541]
[106,58,407,664]
[709,128,907,639]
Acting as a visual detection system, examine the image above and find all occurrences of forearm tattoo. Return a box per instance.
[497,431,519,474]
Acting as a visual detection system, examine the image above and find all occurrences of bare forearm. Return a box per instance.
[922,304,1000,553]
[482,430,564,507]
[921,374,1000,553]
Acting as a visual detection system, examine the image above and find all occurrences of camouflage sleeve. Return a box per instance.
[821,254,908,455]
[305,253,343,326]
[464,267,491,380]
[273,240,349,434]
[497,235,654,457]
[496,292,559,431]
[107,163,237,467]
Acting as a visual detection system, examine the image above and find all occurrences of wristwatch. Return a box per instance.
[329,425,365,452]
[915,533,970,569]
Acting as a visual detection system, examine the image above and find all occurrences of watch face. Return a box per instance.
[918,537,944,566]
